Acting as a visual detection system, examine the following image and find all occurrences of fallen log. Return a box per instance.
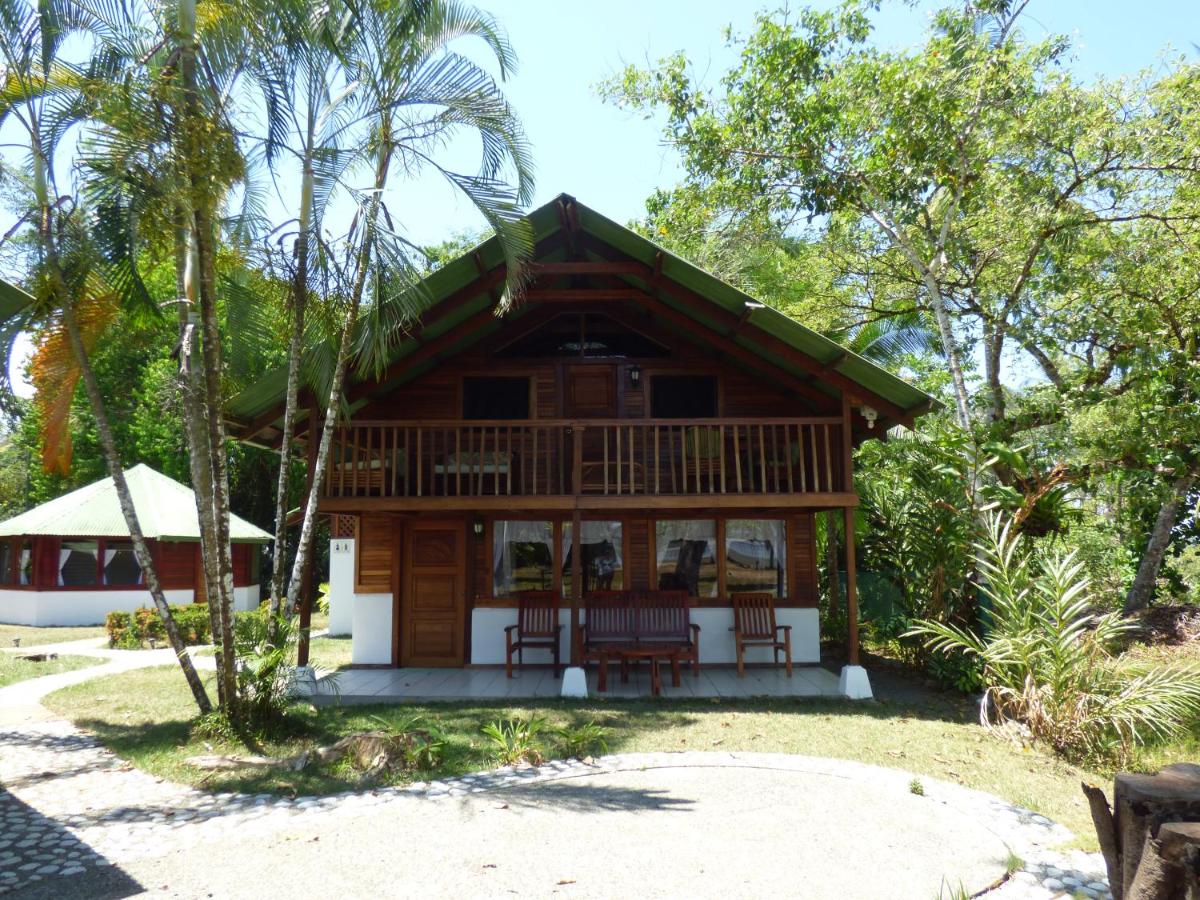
[1082,763,1200,900]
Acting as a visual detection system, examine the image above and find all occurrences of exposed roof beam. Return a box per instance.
[532,261,644,276]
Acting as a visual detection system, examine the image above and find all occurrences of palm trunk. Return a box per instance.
[62,303,213,713]
[177,0,238,716]
[177,221,227,707]
[1124,470,1197,614]
[268,129,316,642]
[286,141,393,609]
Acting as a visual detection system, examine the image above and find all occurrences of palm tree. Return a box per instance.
[0,0,212,713]
[281,0,536,620]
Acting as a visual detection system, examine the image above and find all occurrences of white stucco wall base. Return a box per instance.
[468,606,820,666]
[326,539,355,637]
[0,588,196,627]
[351,593,393,664]
[233,585,260,613]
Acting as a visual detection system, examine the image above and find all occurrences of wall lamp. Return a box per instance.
[472,520,485,537]
[628,365,642,389]
[860,405,878,429]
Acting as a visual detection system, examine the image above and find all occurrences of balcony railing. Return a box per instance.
[320,418,847,500]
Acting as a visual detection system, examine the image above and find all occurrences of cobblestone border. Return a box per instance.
[0,720,1110,898]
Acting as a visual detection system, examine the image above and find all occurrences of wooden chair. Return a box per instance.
[577,590,636,692]
[731,592,792,677]
[504,590,561,678]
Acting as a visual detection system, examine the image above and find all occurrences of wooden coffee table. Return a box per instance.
[616,645,683,697]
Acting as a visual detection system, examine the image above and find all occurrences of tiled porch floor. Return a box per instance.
[307,664,842,704]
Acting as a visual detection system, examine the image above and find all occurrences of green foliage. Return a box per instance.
[553,720,610,759]
[909,515,1200,765]
[908,777,924,797]
[481,715,547,766]
[106,605,212,649]
[231,607,301,731]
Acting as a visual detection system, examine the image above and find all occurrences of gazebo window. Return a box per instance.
[59,540,100,586]
[104,541,143,585]
[19,540,32,585]
[725,520,787,597]
[492,521,554,596]
[0,541,12,584]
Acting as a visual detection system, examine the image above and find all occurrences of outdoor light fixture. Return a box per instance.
[628,364,641,388]
[860,405,879,429]
[473,520,484,537]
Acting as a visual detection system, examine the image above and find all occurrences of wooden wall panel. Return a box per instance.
[626,517,649,590]
[790,512,819,608]
[157,540,197,591]
[231,544,257,587]
[33,537,59,589]
[355,513,397,592]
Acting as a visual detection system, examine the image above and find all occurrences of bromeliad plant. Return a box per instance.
[909,514,1200,765]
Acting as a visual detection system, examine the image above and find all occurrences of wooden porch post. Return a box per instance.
[297,401,321,668]
[569,425,584,665]
[844,505,859,666]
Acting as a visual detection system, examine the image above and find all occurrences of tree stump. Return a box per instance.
[1082,764,1200,900]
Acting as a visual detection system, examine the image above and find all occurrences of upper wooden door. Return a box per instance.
[565,365,616,417]
[400,520,466,667]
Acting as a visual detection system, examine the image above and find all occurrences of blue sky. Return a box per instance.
[387,0,1200,244]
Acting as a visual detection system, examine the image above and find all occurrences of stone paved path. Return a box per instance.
[0,658,1112,899]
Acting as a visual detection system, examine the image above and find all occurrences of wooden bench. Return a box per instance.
[577,590,700,694]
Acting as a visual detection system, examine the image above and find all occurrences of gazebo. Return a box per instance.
[0,464,270,626]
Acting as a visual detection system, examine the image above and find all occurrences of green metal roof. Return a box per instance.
[228,194,935,430]
[0,277,33,320]
[0,464,272,543]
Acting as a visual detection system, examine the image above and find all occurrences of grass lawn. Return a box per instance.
[0,652,100,688]
[0,623,105,648]
[45,661,1134,850]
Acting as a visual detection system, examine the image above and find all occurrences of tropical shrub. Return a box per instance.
[107,604,212,648]
[554,721,610,759]
[482,716,547,766]
[909,515,1200,765]
[231,608,302,731]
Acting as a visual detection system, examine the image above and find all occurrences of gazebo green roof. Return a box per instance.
[0,464,272,543]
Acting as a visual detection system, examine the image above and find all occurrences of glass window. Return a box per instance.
[655,520,717,597]
[0,541,12,585]
[103,541,143,586]
[19,540,33,585]
[463,376,530,420]
[725,520,787,597]
[493,521,554,596]
[650,375,718,418]
[59,540,99,586]
[561,521,623,597]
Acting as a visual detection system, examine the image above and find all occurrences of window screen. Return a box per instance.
[463,376,530,420]
[650,375,717,418]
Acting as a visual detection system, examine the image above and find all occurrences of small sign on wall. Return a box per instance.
[331,540,352,555]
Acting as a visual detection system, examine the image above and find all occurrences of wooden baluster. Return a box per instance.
[351,427,360,496]
[415,428,422,497]
[757,425,767,494]
[630,426,637,494]
[719,425,727,493]
[603,426,609,495]
[616,426,623,495]
[545,427,552,494]
[784,425,794,494]
[823,423,833,494]
[336,426,345,496]
[691,426,701,494]
[707,426,715,494]
[531,428,539,495]
[668,426,677,494]
[809,425,819,493]
[506,426,512,495]
[770,425,780,493]
[643,424,652,496]
[654,426,661,495]
[733,424,743,493]
[558,428,565,495]
[493,426,500,496]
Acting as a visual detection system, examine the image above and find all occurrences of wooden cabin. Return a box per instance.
[228,195,932,679]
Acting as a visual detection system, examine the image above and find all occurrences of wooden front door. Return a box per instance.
[400,520,466,667]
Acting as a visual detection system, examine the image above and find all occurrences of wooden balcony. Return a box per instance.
[318,418,856,511]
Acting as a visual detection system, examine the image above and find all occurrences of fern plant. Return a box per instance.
[909,514,1200,765]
